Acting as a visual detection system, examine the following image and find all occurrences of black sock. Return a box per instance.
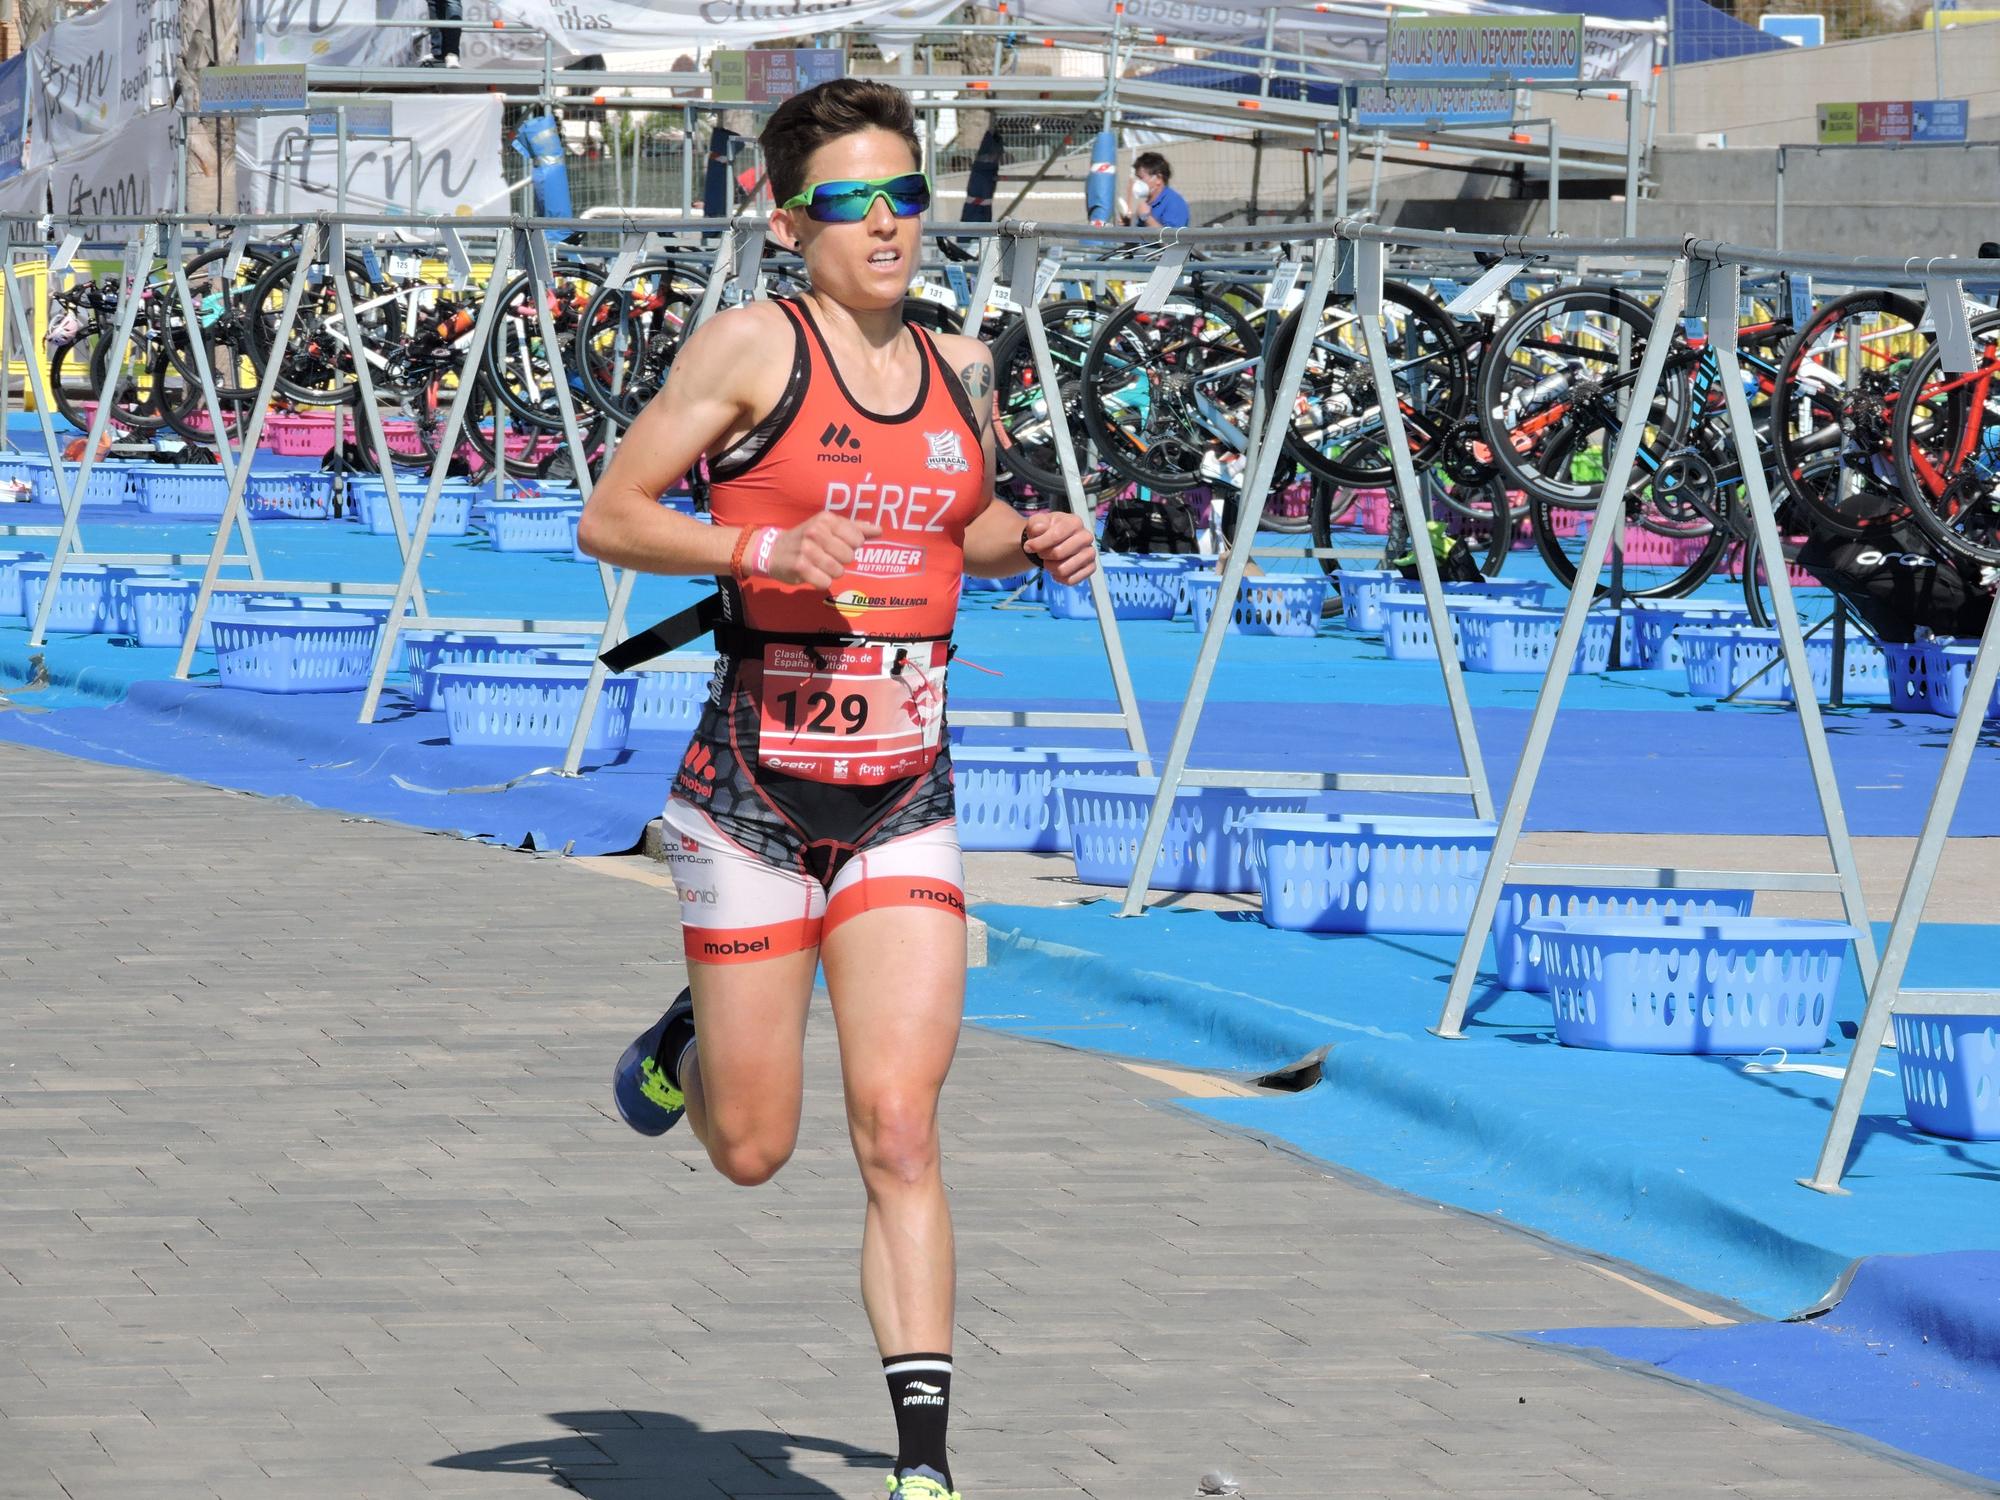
[652,990,697,1091]
[883,1352,952,1488]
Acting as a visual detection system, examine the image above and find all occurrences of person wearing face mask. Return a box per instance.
[1121,151,1190,230]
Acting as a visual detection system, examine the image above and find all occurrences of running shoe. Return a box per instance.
[886,1472,959,1499]
[612,990,692,1136]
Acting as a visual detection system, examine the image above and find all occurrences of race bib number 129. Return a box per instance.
[755,640,947,785]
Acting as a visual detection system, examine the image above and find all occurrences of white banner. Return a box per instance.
[29,0,129,164]
[241,0,426,67]
[237,94,506,216]
[486,0,960,62]
[50,111,178,232]
[1017,0,1656,84]
[132,0,182,108]
[0,166,49,222]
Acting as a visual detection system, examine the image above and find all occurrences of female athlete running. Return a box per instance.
[578,78,1097,1500]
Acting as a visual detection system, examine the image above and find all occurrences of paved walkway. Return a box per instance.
[0,744,1974,1499]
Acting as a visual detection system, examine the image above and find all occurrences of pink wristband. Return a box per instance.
[750,526,781,578]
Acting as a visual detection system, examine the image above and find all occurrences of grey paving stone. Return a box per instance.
[0,743,1979,1499]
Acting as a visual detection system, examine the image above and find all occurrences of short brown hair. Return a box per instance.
[1132,151,1172,180]
[761,79,922,206]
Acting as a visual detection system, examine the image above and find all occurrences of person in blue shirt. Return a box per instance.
[1125,151,1190,229]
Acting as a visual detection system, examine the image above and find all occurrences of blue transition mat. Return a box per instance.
[969,901,2000,1321]
[1525,1252,2000,1486]
[4,493,1999,847]
[969,902,2000,1487]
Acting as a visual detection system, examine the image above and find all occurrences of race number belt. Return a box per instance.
[753,639,948,786]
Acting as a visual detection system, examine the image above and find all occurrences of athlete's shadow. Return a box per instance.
[432,1408,886,1495]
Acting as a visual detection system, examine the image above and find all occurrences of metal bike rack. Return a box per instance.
[9,219,266,647]
[1430,245,1884,1051]
[172,217,434,679]
[1071,217,1498,917]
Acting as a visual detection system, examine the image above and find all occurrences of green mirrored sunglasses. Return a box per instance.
[780,172,932,223]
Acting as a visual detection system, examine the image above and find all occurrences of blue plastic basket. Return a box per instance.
[628,657,716,734]
[1524,914,1854,1053]
[964,568,1042,595]
[211,610,382,693]
[1335,568,1400,631]
[0,454,52,502]
[121,577,203,648]
[1253,814,1498,934]
[1895,1007,2000,1141]
[352,477,476,537]
[486,498,584,552]
[1492,884,1756,992]
[246,471,336,519]
[1924,644,2000,721]
[1187,574,1328,637]
[1620,602,1753,670]
[65,458,144,506]
[433,662,638,753]
[1880,639,1944,713]
[135,466,230,516]
[402,630,595,710]
[1059,775,1311,893]
[0,549,47,615]
[17,563,124,633]
[1679,626,1831,701]
[1375,594,1474,660]
[955,748,1145,852]
[1046,558,1183,620]
[1457,604,1617,674]
[1391,577,1549,609]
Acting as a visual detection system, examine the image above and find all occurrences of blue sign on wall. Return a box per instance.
[1913,98,1969,141]
[1759,14,1825,46]
[0,54,27,183]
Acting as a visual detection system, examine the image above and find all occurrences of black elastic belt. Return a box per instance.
[602,592,953,672]
[598,592,727,672]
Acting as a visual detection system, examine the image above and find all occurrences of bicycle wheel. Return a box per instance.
[1478,286,1692,509]
[483,264,608,432]
[1378,476,1511,578]
[1768,288,1925,538]
[1081,287,1259,494]
[575,262,704,429]
[167,244,284,402]
[990,299,1117,496]
[246,251,382,407]
[1527,480,1729,599]
[49,330,164,434]
[1889,310,2000,566]
[1269,280,1470,487]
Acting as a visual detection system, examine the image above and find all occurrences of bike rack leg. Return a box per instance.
[1115,241,1338,918]
[1354,237,1494,822]
[32,224,158,647]
[1004,230,1154,784]
[1433,257,1691,1039]
[357,228,519,723]
[1803,503,2000,1191]
[175,224,324,681]
[1704,261,1878,995]
[165,224,263,582]
[2,235,94,528]
[523,228,634,775]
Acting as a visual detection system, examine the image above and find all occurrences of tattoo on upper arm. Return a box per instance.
[959,360,994,438]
